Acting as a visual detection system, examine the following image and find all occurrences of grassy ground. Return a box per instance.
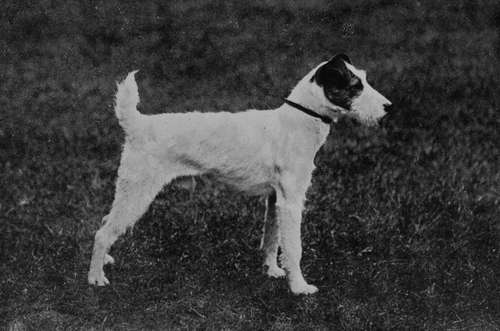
[1,0,500,329]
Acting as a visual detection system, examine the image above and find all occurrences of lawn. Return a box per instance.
[1,0,500,329]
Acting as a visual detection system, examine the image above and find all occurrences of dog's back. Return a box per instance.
[115,72,284,193]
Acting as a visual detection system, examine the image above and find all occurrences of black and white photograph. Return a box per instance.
[2,1,500,329]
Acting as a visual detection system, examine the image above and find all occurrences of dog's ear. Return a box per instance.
[311,55,352,89]
[329,53,351,64]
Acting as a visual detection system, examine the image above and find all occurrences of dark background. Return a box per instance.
[1,0,500,329]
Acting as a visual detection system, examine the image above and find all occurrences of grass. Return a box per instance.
[1,0,500,329]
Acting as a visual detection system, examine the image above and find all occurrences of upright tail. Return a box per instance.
[114,70,141,134]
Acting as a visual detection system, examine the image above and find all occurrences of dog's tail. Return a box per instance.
[114,70,142,134]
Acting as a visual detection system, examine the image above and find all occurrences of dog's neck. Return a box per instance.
[285,69,344,124]
[276,79,332,151]
[286,81,323,115]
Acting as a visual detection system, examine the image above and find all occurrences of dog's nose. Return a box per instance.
[383,103,394,114]
[378,103,393,126]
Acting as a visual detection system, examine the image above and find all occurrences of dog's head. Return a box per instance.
[310,54,391,125]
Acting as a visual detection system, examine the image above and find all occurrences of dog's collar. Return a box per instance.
[282,98,333,124]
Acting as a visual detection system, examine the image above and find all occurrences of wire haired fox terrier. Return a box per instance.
[88,54,392,295]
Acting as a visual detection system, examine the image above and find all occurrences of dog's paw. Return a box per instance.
[290,281,318,295]
[264,265,286,278]
[88,270,110,286]
[104,254,115,265]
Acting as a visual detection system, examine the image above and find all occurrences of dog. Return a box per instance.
[88,54,391,295]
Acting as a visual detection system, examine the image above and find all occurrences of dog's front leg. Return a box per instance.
[276,179,318,295]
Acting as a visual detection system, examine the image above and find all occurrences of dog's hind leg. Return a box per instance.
[260,191,285,278]
[88,149,177,286]
[88,174,166,286]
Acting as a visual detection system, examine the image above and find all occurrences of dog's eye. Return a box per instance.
[351,78,362,89]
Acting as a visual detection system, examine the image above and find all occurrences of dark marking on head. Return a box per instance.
[310,54,363,110]
[268,190,277,205]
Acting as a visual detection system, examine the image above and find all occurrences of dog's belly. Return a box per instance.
[224,179,274,196]
[206,166,274,195]
[173,174,274,196]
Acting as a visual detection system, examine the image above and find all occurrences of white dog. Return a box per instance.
[88,54,391,295]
